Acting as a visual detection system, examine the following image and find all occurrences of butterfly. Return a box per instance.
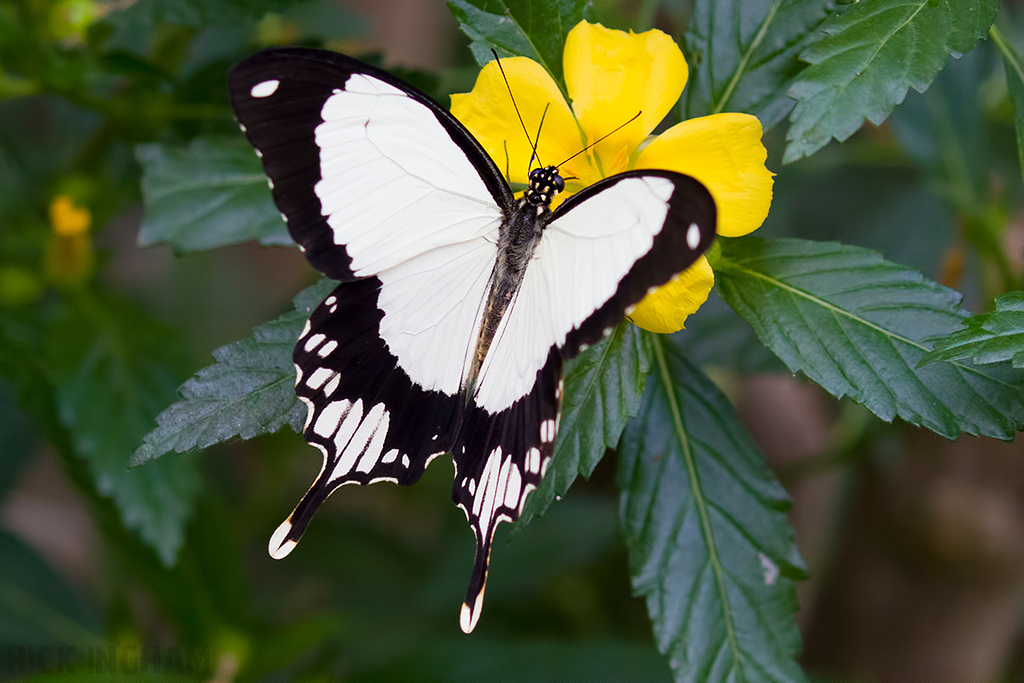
[228,47,715,633]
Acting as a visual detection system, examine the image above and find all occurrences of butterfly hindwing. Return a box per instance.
[451,348,563,633]
[270,278,465,559]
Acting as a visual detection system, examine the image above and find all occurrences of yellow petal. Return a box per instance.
[564,21,687,176]
[450,57,581,186]
[635,112,772,238]
[627,256,714,334]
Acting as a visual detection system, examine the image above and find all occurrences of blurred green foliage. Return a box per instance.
[1,0,1024,681]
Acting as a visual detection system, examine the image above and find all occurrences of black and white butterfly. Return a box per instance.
[228,47,715,633]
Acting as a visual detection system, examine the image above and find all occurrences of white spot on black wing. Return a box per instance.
[317,340,338,358]
[304,333,325,353]
[540,419,555,443]
[250,79,281,98]
[686,222,701,250]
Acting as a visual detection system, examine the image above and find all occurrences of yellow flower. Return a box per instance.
[450,21,773,333]
[46,195,93,285]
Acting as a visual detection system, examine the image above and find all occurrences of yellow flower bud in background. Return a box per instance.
[45,195,93,286]
[49,195,92,237]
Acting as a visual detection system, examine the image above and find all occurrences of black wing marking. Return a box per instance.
[270,278,463,559]
[553,171,717,357]
[228,47,514,281]
[451,348,563,633]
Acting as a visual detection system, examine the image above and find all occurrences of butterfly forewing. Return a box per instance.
[228,47,717,634]
[228,48,513,280]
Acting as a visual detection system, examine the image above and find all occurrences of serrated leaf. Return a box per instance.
[49,296,201,566]
[991,26,1024,186]
[618,334,806,683]
[516,321,650,530]
[919,291,1024,368]
[132,279,336,466]
[783,0,998,163]
[136,137,292,253]
[446,0,594,90]
[715,237,1024,440]
[683,0,834,129]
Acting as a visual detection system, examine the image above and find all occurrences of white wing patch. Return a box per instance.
[377,238,495,396]
[307,398,395,482]
[474,176,675,413]
[314,74,502,277]
[311,72,504,398]
[471,448,520,541]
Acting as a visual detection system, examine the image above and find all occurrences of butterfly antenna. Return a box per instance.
[527,103,550,171]
[490,49,544,169]
[556,110,643,169]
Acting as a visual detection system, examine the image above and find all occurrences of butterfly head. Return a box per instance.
[524,166,564,207]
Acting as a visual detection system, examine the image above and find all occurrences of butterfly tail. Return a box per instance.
[268,461,334,559]
[460,530,494,633]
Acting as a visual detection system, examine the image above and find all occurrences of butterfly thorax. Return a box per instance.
[464,167,564,396]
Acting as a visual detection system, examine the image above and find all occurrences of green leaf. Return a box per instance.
[49,295,201,565]
[887,43,991,215]
[919,291,1024,368]
[783,0,999,163]
[674,291,784,373]
[683,0,834,128]
[446,0,594,89]
[136,137,292,253]
[516,322,649,530]
[131,279,336,466]
[715,237,1024,440]
[618,334,806,683]
[991,25,1024,187]
[0,380,36,500]
[0,530,102,654]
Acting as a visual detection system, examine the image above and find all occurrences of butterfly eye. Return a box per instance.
[553,175,564,193]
